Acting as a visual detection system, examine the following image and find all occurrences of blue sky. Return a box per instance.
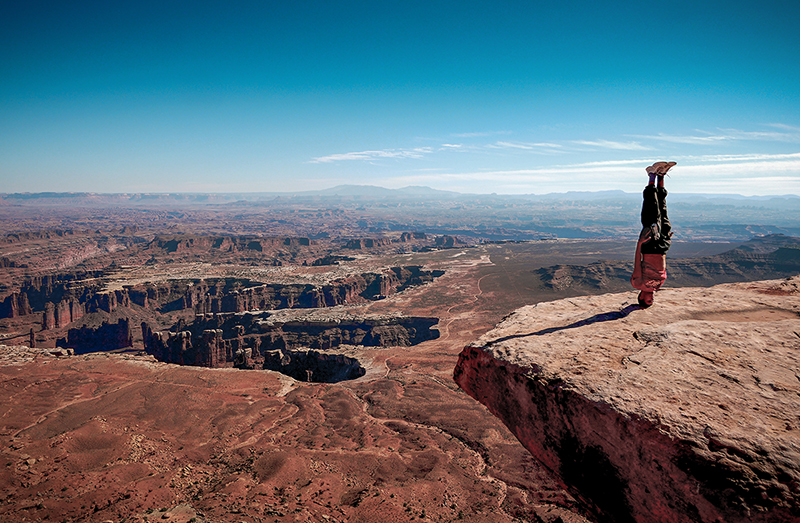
[2,1,799,195]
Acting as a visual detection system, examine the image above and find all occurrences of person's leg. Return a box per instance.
[641,162,675,254]
[642,188,671,254]
[640,185,660,230]
[656,187,671,250]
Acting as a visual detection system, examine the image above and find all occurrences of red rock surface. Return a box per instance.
[0,348,590,523]
[0,243,602,523]
[455,277,800,523]
[3,210,799,523]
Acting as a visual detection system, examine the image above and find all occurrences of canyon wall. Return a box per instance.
[1,266,443,327]
[142,311,439,374]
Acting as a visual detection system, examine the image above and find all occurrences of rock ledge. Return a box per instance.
[454,277,800,523]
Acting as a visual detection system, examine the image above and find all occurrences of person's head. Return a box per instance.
[637,291,654,308]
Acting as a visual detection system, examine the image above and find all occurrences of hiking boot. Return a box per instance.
[646,161,677,175]
[658,161,677,175]
[645,163,661,174]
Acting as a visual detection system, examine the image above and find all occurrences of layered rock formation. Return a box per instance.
[344,238,395,249]
[2,266,443,326]
[0,291,33,318]
[57,318,133,354]
[145,234,311,254]
[42,298,85,329]
[143,309,439,374]
[454,277,800,523]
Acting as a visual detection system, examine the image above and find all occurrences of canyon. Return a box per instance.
[1,191,799,522]
[141,309,439,380]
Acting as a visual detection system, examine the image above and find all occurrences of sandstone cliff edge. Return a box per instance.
[455,276,800,523]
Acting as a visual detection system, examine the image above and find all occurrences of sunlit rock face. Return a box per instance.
[4,265,443,324]
[455,276,800,523]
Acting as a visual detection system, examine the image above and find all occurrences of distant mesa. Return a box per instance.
[344,238,394,250]
[434,235,462,248]
[343,232,428,250]
[0,185,462,206]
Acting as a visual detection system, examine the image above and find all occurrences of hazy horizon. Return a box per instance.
[2,2,799,196]
[2,184,800,200]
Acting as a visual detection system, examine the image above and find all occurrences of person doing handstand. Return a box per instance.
[631,161,675,308]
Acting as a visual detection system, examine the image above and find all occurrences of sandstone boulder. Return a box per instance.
[454,276,800,523]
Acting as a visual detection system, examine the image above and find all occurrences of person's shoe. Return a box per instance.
[657,161,677,176]
[646,161,677,175]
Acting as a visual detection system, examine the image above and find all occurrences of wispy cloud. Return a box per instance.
[310,147,433,163]
[308,125,800,195]
[768,123,800,132]
[391,160,646,185]
[681,152,800,163]
[632,131,734,145]
[633,126,800,145]
[451,131,512,138]
[572,139,651,151]
[385,153,800,195]
[718,128,800,143]
[677,156,800,179]
[489,141,564,150]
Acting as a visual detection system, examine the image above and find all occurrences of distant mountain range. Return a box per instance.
[2,185,798,205]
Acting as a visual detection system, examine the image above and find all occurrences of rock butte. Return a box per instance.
[455,276,800,523]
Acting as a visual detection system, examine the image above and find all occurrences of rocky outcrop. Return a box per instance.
[57,318,133,354]
[454,277,800,523]
[184,267,443,313]
[42,298,86,329]
[310,254,355,266]
[400,231,427,241]
[435,235,462,248]
[344,238,395,250]
[0,292,33,318]
[143,310,439,370]
[2,230,78,243]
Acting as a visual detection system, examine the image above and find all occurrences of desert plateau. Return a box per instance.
[1,190,799,523]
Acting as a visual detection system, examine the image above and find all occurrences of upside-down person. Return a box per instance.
[631,161,676,308]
